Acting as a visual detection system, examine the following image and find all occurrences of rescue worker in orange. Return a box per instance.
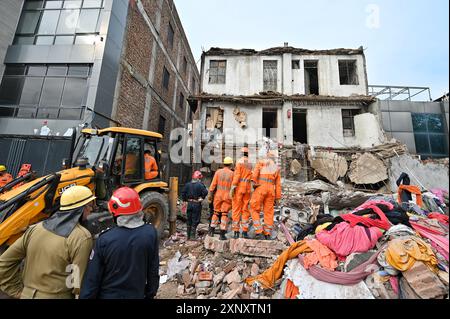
[249,150,281,240]
[230,147,253,239]
[208,157,234,240]
[144,150,159,180]
[0,165,13,188]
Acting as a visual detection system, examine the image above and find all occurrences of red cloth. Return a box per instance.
[390,276,399,295]
[341,200,392,230]
[428,213,449,225]
[303,239,338,271]
[316,222,382,258]
[411,222,449,261]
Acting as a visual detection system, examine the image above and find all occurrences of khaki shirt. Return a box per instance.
[0,222,93,299]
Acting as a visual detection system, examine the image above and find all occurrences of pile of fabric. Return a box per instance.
[246,187,449,299]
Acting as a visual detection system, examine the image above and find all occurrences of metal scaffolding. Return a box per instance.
[368,85,432,101]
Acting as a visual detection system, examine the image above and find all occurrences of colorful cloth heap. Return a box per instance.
[303,239,338,271]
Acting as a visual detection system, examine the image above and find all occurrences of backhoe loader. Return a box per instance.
[0,127,171,250]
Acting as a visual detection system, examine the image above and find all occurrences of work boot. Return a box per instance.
[219,230,227,241]
[264,234,272,240]
[254,233,265,240]
[233,231,240,239]
[242,231,249,239]
[187,226,192,240]
[208,227,215,237]
[191,226,198,240]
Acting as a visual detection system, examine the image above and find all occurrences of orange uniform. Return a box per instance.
[249,158,281,236]
[144,153,158,180]
[231,156,253,232]
[209,166,234,231]
[0,172,13,188]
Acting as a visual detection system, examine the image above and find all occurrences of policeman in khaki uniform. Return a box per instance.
[0,186,95,299]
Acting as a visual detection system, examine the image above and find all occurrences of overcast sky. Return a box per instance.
[174,0,449,100]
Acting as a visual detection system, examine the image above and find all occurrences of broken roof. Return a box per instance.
[204,46,365,57]
[189,93,376,106]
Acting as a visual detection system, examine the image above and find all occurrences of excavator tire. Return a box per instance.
[140,191,168,239]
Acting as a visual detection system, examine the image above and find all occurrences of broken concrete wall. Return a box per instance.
[349,153,388,184]
[388,154,449,191]
[308,150,348,184]
[354,113,386,148]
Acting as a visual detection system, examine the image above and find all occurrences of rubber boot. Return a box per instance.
[254,233,265,240]
[191,226,198,240]
[264,234,271,240]
[242,231,249,239]
[208,227,215,237]
[219,230,227,241]
[187,226,192,240]
[233,231,240,239]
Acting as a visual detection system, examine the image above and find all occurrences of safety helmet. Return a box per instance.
[223,157,233,165]
[108,187,142,217]
[192,171,203,179]
[0,165,6,172]
[241,147,249,153]
[60,185,96,211]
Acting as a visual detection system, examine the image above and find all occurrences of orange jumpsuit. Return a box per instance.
[209,166,234,231]
[0,172,13,187]
[144,154,158,180]
[249,158,281,236]
[231,156,253,232]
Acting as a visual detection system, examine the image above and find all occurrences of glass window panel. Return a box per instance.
[4,66,26,76]
[57,9,80,34]
[76,9,100,33]
[61,78,87,106]
[59,108,82,119]
[0,107,16,117]
[343,118,353,129]
[429,135,446,155]
[24,1,44,9]
[74,34,96,44]
[68,65,89,76]
[427,114,444,133]
[38,10,60,34]
[64,0,82,8]
[0,77,24,105]
[124,137,143,180]
[82,0,102,8]
[14,36,35,44]
[47,66,68,76]
[37,108,59,119]
[27,65,47,76]
[44,1,63,8]
[16,107,37,118]
[19,77,44,106]
[35,35,54,45]
[412,113,427,132]
[40,77,64,106]
[16,11,41,34]
[54,35,74,44]
[414,133,430,154]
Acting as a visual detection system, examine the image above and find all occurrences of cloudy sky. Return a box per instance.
[174,0,449,100]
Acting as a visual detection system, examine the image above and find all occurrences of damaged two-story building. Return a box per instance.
[189,45,386,152]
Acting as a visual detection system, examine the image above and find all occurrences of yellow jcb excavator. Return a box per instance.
[0,127,171,249]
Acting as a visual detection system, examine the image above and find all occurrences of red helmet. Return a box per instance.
[108,187,142,217]
[192,170,203,179]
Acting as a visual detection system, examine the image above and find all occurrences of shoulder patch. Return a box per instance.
[89,249,95,260]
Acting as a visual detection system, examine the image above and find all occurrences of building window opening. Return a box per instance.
[262,109,277,139]
[179,92,184,109]
[167,23,174,48]
[412,113,448,158]
[162,67,170,90]
[342,109,360,137]
[158,115,166,135]
[304,60,319,95]
[293,109,307,143]
[208,60,226,84]
[263,60,278,92]
[14,0,103,46]
[292,60,300,70]
[339,60,359,85]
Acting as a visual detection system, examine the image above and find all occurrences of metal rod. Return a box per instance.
[168,176,179,235]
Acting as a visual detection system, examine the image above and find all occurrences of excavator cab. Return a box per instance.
[0,127,169,249]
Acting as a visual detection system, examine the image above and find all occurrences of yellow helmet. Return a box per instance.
[0,165,6,172]
[60,185,96,211]
[223,157,233,165]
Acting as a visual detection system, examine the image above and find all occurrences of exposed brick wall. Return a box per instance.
[141,0,160,29]
[115,68,146,128]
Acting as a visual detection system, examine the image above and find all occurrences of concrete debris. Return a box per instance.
[222,287,241,299]
[223,260,238,274]
[399,277,420,299]
[402,261,447,299]
[364,273,397,299]
[290,159,302,175]
[204,236,230,253]
[224,269,242,284]
[348,153,388,184]
[308,151,348,184]
[229,238,287,258]
[250,263,260,277]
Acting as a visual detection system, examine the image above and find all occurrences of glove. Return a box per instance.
[229,185,236,199]
[207,193,213,203]
[274,199,280,207]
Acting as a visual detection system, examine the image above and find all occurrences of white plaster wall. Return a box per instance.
[203,54,367,97]
[354,113,385,148]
